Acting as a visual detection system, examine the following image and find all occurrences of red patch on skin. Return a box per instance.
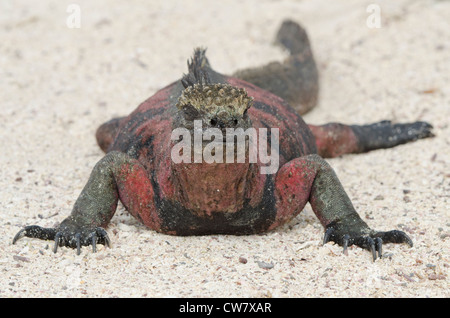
[157,149,176,198]
[117,163,162,231]
[308,124,359,158]
[227,76,317,162]
[244,165,266,208]
[271,158,318,231]
[172,161,252,216]
[131,81,176,114]
[146,118,176,199]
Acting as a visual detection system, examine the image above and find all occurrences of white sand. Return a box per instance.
[1,0,448,297]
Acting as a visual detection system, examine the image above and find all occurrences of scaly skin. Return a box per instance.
[13,20,431,260]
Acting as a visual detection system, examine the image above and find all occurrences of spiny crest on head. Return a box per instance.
[177,48,253,116]
[181,47,211,88]
[177,83,253,116]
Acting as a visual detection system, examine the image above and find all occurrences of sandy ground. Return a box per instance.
[1,0,448,298]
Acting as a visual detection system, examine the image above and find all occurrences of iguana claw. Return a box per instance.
[323,226,411,261]
[13,225,110,255]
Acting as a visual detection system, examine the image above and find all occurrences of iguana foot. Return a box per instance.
[323,224,413,261]
[13,225,110,255]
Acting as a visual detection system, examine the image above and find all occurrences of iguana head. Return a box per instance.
[175,47,253,132]
[176,83,253,131]
[170,49,256,214]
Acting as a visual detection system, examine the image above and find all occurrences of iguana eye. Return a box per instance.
[210,118,218,126]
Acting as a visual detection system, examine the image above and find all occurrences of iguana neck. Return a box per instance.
[172,161,252,216]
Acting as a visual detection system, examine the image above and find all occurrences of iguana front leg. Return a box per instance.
[274,154,412,261]
[13,151,159,255]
